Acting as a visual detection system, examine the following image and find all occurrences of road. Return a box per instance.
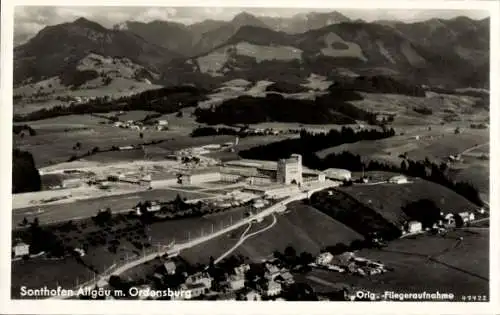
[459,142,489,156]
[50,181,338,298]
[214,214,277,264]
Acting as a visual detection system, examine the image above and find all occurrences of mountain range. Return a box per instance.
[14,12,490,89]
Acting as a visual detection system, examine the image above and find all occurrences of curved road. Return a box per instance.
[214,214,277,264]
[459,141,489,156]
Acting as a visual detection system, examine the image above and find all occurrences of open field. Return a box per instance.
[12,188,211,226]
[349,92,488,126]
[337,179,479,226]
[316,126,488,163]
[300,229,488,298]
[14,115,180,167]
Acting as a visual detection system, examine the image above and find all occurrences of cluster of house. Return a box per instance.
[400,210,478,236]
[312,251,388,277]
[147,259,295,300]
[113,120,168,131]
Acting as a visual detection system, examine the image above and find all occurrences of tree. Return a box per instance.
[453,213,464,228]
[284,246,297,258]
[176,111,183,118]
[12,149,41,193]
[22,217,28,226]
[402,199,442,229]
[139,133,144,139]
[400,160,408,172]
[326,243,348,255]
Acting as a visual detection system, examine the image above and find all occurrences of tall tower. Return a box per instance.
[277,154,303,185]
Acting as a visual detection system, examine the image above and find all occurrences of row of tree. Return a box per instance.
[239,126,395,164]
[14,85,207,122]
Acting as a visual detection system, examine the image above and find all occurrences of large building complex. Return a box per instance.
[277,154,303,185]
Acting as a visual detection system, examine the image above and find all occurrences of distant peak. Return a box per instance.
[233,12,257,20]
[71,17,107,31]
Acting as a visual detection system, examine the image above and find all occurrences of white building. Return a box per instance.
[277,154,303,185]
[459,211,475,223]
[264,264,281,280]
[407,221,422,233]
[389,175,408,184]
[316,252,334,265]
[246,290,262,301]
[186,272,212,289]
[181,171,221,185]
[164,261,176,275]
[323,168,351,181]
[12,242,30,257]
[150,174,179,189]
[265,281,282,297]
[228,275,245,291]
[62,178,82,189]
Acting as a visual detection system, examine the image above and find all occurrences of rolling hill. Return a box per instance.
[14,17,178,85]
[13,53,162,107]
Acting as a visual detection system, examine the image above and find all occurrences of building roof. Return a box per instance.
[323,168,351,176]
[186,167,222,176]
[164,261,176,270]
[389,175,407,181]
[184,283,207,290]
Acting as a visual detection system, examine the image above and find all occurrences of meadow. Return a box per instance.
[337,178,478,226]
[300,229,489,299]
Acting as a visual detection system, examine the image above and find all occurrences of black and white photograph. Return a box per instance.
[1,0,499,313]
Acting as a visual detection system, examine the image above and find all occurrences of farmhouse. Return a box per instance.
[12,241,30,257]
[163,260,176,275]
[228,275,245,291]
[264,263,281,280]
[264,280,282,297]
[246,290,262,301]
[316,252,334,265]
[458,211,475,223]
[388,175,408,184]
[186,272,213,289]
[407,221,422,233]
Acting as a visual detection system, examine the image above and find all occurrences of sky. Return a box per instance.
[14,6,490,45]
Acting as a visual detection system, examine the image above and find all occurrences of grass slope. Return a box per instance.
[337,179,479,226]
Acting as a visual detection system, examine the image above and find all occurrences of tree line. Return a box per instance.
[193,88,382,126]
[239,126,395,162]
[13,85,207,122]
